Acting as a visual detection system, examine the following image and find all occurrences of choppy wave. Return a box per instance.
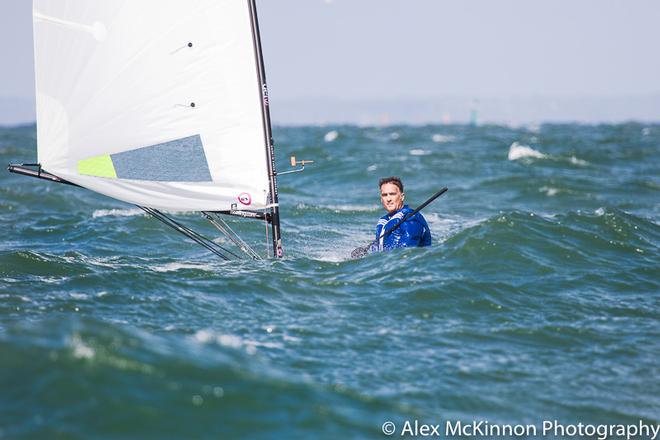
[1,123,659,437]
[409,148,431,156]
[508,141,546,160]
[0,318,392,439]
[92,208,146,218]
[442,208,659,269]
[431,134,456,143]
[324,130,339,142]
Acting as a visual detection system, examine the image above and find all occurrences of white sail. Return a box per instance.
[33,0,271,211]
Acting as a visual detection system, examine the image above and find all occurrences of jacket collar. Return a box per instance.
[386,204,410,219]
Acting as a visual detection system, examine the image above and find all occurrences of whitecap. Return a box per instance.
[322,204,378,212]
[69,292,89,300]
[308,250,351,263]
[193,330,281,354]
[217,334,244,349]
[69,333,95,360]
[79,256,122,269]
[507,142,546,160]
[366,164,378,172]
[282,334,301,343]
[194,330,244,349]
[151,262,214,273]
[539,186,559,197]
[92,208,144,218]
[324,130,338,142]
[569,156,589,166]
[423,213,486,242]
[409,149,431,156]
[390,132,400,140]
[41,277,64,284]
[194,329,214,343]
[431,134,455,143]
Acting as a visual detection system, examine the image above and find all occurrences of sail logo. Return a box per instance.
[238,193,252,206]
[262,83,269,106]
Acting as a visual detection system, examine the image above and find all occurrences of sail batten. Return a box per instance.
[33,0,272,211]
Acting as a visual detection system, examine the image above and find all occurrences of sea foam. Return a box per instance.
[324,130,338,142]
[93,208,145,218]
[508,142,546,160]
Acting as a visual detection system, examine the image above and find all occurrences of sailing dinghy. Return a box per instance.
[9,0,289,260]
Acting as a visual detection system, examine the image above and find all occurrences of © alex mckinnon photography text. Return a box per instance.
[381,419,660,439]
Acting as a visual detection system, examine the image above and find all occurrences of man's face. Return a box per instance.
[380,182,404,214]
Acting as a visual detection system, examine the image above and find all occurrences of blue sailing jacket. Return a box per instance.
[373,205,432,252]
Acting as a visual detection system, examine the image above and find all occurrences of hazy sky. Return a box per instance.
[1,0,659,119]
[257,0,660,100]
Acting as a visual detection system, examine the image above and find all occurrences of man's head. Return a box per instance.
[379,176,405,214]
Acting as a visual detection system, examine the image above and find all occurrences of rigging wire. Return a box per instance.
[203,212,262,260]
[140,207,241,260]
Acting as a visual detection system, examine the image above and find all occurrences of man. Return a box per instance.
[373,176,431,252]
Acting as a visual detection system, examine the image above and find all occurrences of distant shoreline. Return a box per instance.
[2,94,659,127]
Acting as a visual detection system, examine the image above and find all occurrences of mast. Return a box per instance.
[247,0,283,258]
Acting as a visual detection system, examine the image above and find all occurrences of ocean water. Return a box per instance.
[0,123,658,439]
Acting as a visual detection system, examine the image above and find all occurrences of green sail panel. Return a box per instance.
[78,154,117,178]
[77,135,212,182]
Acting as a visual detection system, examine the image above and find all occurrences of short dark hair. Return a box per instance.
[379,176,403,192]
